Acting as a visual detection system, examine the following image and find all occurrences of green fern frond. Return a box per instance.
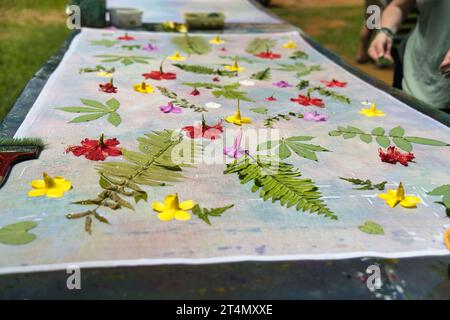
[245,38,276,54]
[67,130,200,233]
[171,34,212,55]
[224,156,336,219]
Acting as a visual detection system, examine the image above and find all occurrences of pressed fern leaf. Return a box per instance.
[211,83,254,102]
[89,39,118,47]
[95,54,153,66]
[263,112,304,128]
[245,38,277,54]
[182,82,222,89]
[219,55,259,64]
[67,130,199,233]
[171,34,212,54]
[250,67,271,81]
[192,204,234,225]
[276,62,322,78]
[224,156,336,219]
[307,86,351,104]
[172,63,236,77]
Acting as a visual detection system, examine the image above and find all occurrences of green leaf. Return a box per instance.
[389,126,405,137]
[277,142,292,160]
[359,134,372,144]
[393,137,413,152]
[372,127,385,135]
[79,99,108,110]
[0,221,37,245]
[69,112,108,123]
[89,39,118,47]
[404,136,449,147]
[285,136,315,142]
[428,185,450,196]
[107,112,122,127]
[219,55,259,64]
[173,63,235,77]
[358,221,385,235]
[250,107,268,115]
[245,37,276,54]
[250,67,271,81]
[106,98,120,111]
[339,177,386,190]
[171,34,212,55]
[276,62,321,78]
[224,157,336,219]
[376,136,390,148]
[290,50,309,60]
[192,204,234,225]
[57,107,105,113]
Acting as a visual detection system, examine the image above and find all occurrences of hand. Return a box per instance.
[439,50,450,79]
[368,32,394,62]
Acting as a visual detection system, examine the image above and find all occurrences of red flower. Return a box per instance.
[265,94,277,101]
[220,47,227,52]
[142,70,176,80]
[190,88,200,96]
[99,79,117,93]
[117,33,135,41]
[182,117,223,140]
[290,95,325,108]
[65,134,122,161]
[212,76,220,82]
[321,79,347,88]
[255,51,281,60]
[378,146,415,166]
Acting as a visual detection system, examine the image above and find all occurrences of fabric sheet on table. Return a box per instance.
[1,28,449,274]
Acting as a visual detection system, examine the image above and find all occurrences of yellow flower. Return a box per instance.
[177,24,187,33]
[378,183,420,208]
[444,228,450,251]
[224,59,244,72]
[133,82,154,94]
[28,172,71,198]
[210,35,225,45]
[359,103,386,117]
[226,101,251,126]
[167,51,186,61]
[151,194,195,221]
[283,40,297,49]
[97,71,113,77]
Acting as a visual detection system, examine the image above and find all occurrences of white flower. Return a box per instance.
[361,100,373,106]
[205,102,222,109]
[239,80,255,86]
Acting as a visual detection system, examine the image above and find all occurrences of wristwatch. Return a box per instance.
[379,27,395,39]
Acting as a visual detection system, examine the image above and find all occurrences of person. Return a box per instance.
[356,0,392,64]
[368,0,450,111]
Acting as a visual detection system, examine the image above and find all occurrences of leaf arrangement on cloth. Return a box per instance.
[258,136,329,162]
[171,34,212,55]
[157,87,208,112]
[307,86,351,104]
[339,177,387,190]
[263,111,304,128]
[121,44,141,51]
[89,39,118,47]
[95,54,153,66]
[427,185,450,216]
[0,221,37,245]
[192,204,235,225]
[219,55,259,64]
[224,156,336,219]
[289,50,309,60]
[79,65,115,75]
[66,130,198,233]
[250,67,271,81]
[245,37,277,54]
[211,83,254,102]
[172,63,237,77]
[328,126,449,152]
[276,62,322,78]
[57,98,122,127]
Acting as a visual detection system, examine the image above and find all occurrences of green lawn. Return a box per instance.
[269,5,363,60]
[0,0,70,122]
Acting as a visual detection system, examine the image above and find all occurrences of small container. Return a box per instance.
[71,0,107,27]
[184,12,225,30]
[109,8,143,28]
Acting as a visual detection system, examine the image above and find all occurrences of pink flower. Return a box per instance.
[273,81,293,88]
[160,102,182,114]
[303,111,328,121]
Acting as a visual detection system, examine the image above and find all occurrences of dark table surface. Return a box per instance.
[1,22,449,300]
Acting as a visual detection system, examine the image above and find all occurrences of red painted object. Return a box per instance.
[0,149,40,188]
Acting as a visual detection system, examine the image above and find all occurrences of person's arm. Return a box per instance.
[439,50,450,78]
[368,0,416,62]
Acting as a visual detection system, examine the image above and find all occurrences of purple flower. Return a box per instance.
[143,43,158,52]
[303,111,328,122]
[224,129,247,159]
[160,102,182,114]
[273,81,292,88]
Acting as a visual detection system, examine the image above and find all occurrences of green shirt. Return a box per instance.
[402,0,450,109]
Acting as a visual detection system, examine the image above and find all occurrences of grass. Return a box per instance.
[269,5,363,59]
[0,0,70,122]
